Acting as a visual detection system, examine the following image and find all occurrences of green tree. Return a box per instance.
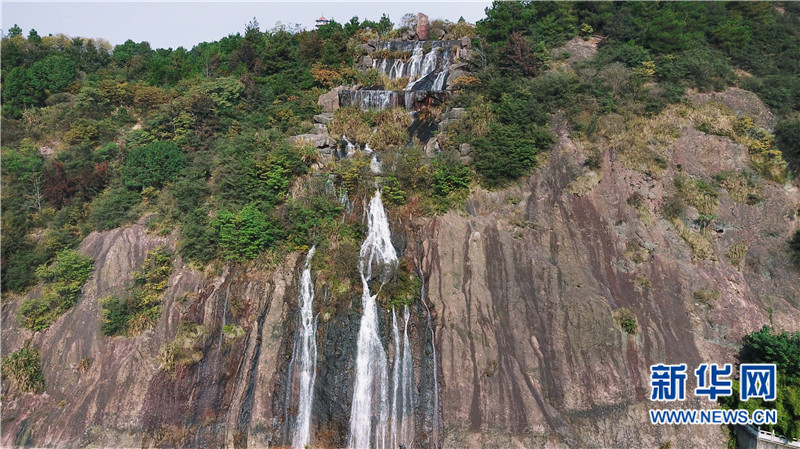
[721,326,800,441]
[7,24,22,37]
[213,203,282,261]
[121,141,186,189]
[2,55,76,108]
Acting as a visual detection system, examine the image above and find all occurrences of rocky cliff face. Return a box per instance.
[421,91,800,448]
[2,90,799,449]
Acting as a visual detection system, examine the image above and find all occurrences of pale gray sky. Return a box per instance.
[2,1,493,50]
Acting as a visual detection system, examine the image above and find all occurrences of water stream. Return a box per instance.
[348,189,397,449]
[290,247,318,449]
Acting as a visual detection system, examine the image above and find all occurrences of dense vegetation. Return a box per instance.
[2,2,799,299]
[721,326,800,441]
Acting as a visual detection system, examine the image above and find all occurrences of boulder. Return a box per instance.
[460,36,472,49]
[287,133,337,149]
[318,86,344,113]
[358,55,373,71]
[432,28,446,40]
[313,112,335,124]
[425,137,441,156]
[456,47,473,62]
[445,63,470,88]
[311,124,328,135]
[438,107,465,133]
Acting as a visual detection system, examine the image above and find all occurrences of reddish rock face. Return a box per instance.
[421,94,800,448]
[417,13,430,40]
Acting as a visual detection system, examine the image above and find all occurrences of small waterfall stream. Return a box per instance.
[348,188,396,449]
[399,305,415,446]
[419,268,440,449]
[290,247,318,449]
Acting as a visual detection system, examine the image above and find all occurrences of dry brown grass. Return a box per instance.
[671,217,716,261]
[674,174,719,215]
[328,106,371,144]
[714,170,762,204]
[725,242,748,268]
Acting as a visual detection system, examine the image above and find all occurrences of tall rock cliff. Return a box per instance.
[2,89,799,449]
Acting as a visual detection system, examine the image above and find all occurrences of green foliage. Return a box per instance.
[87,184,141,230]
[3,55,76,108]
[249,146,308,206]
[381,176,407,206]
[721,326,800,440]
[431,155,470,198]
[790,231,800,269]
[101,247,173,336]
[620,317,638,335]
[673,175,719,216]
[213,204,281,261]
[775,114,800,174]
[477,2,577,49]
[282,195,344,251]
[377,260,420,309]
[1,346,45,394]
[121,141,186,189]
[472,122,552,188]
[615,308,638,335]
[18,249,94,331]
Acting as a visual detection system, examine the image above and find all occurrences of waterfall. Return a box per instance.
[432,50,451,92]
[340,135,358,159]
[390,310,402,449]
[390,306,415,449]
[405,48,440,91]
[404,43,425,81]
[291,246,318,449]
[349,189,397,449]
[400,305,415,446]
[419,267,440,448]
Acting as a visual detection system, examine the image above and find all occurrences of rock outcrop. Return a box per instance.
[318,86,345,113]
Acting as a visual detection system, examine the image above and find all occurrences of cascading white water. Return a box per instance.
[349,189,397,449]
[390,306,416,449]
[400,305,415,446]
[390,310,402,449]
[404,43,425,81]
[432,50,451,92]
[419,270,439,449]
[405,47,440,91]
[291,246,318,449]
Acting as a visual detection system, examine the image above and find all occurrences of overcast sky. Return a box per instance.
[2,1,493,50]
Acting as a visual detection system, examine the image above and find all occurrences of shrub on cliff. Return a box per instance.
[775,114,800,175]
[1,346,45,394]
[472,122,553,188]
[101,247,173,336]
[212,204,282,261]
[18,249,94,331]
